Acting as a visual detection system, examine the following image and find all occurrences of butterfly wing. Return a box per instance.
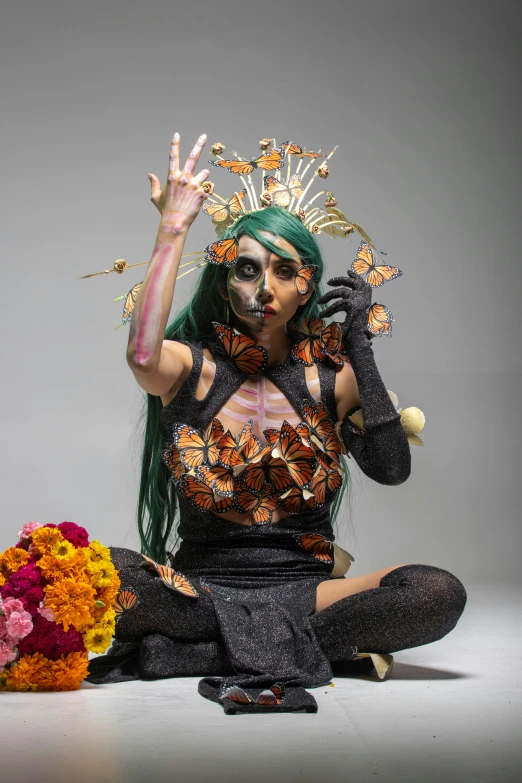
[204,237,239,267]
[294,264,317,295]
[161,442,184,481]
[210,158,255,175]
[122,282,143,324]
[173,424,208,469]
[271,421,315,488]
[367,302,393,337]
[277,141,303,156]
[296,532,334,563]
[301,400,334,440]
[255,148,285,171]
[179,474,215,511]
[113,588,138,616]
[156,564,198,598]
[256,681,285,705]
[219,684,254,704]
[213,323,268,375]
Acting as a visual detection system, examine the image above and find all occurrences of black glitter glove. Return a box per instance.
[317,271,411,485]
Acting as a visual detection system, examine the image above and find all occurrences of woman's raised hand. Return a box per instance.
[317,270,375,348]
[148,132,210,236]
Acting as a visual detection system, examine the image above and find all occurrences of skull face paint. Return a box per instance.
[226,233,314,336]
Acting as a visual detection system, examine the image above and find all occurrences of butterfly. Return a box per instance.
[295,532,334,564]
[296,150,323,159]
[309,464,343,506]
[219,681,285,706]
[276,141,303,156]
[270,421,316,489]
[216,420,255,468]
[263,174,304,208]
[197,463,235,497]
[210,148,284,175]
[279,486,315,514]
[112,588,138,617]
[351,242,402,288]
[233,487,278,525]
[161,442,184,481]
[204,237,239,267]
[241,452,293,494]
[121,282,143,324]
[294,264,318,295]
[301,400,335,441]
[320,322,346,365]
[178,474,234,514]
[203,190,246,224]
[212,322,268,375]
[139,554,198,598]
[367,302,393,337]
[173,418,224,470]
[230,434,271,478]
[297,422,343,470]
[289,317,326,366]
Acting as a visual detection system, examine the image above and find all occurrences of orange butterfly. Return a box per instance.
[231,434,271,478]
[297,422,342,470]
[179,474,234,514]
[296,150,323,159]
[320,322,345,365]
[212,322,268,375]
[216,421,255,468]
[161,442,184,481]
[203,190,246,224]
[301,400,335,441]
[210,148,284,175]
[290,317,325,366]
[294,264,318,295]
[276,141,303,156]
[295,532,334,564]
[122,282,143,324]
[219,681,285,706]
[173,418,224,470]
[139,554,198,598]
[241,452,293,494]
[204,237,239,267]
[112,588,138,617]
[279,486,316,514]
[367,302,394,337]
[351,242,402,288]
[263,174,304,207]
[197,463,235,497]
[233,487,278,525]
[270,421,315,489]
[310,464,343,506]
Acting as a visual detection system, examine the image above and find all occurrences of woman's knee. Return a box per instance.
[383,563,467,620]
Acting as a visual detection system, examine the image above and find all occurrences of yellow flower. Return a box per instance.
[88,558,116,589]
[4,653,54,692]
[50,538,75,559]
[0,547,30,580]
[84,626,114,654]
[31,527,64,556]
[88,540,111,563]
[98,607,116,630]
[44,578,96,632]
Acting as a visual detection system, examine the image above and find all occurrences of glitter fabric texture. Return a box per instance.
[86,332,467,714]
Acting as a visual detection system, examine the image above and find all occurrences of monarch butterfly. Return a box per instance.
[263,174,304,208]
[367,302,394,337]
[295,532,334,564]
[314,429,344,469]
[197,463,235,497]
[241,451,293,494]
[112,588,138,617]
[204,237,239,267]
[320,322,345,365]
[351,242,402,288]
[276,141,303,156]
[231,434,271,477]
[270,421,316,489]
[161,442,184,481]
[216,421,255,468]
[293,264,318,295]
[301,400,335,441]
[279,486,315,514]
[290,317,326,366]
[212,322,268,375]
[179,474,234,514]
[233,486,278,525]
[203,189,246,224]
[309,464,343,506]
[296,150,323,159]
[173,418,224,470]
[210,148,284,175]
[219,681,285,706]
[121,282,143,324]
[262,427,280,447]
[139,555,198,598]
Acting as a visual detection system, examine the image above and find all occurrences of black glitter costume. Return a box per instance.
[86,327,467,714]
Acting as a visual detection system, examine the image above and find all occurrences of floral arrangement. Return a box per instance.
[0,521,120,691]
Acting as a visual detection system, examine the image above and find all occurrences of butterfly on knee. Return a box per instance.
[219,681,285,707]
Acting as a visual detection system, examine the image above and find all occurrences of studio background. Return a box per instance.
[1,0,520,584]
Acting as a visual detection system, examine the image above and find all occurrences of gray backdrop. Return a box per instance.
[1,0,520,583]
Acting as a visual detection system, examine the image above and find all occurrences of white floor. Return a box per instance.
[1,584,521,783]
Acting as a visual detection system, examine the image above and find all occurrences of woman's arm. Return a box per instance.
[319,271,411,486]
[126,132,209,395]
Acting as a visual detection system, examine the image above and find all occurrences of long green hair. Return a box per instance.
[136,207,353,563]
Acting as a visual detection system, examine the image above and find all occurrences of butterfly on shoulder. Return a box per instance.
[219,681,285,707]
[351,241,402,288]
[209,147,285,176]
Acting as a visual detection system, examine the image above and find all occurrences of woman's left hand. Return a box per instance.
[317,270,374,347]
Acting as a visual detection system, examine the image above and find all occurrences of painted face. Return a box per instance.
[226,232,313,335]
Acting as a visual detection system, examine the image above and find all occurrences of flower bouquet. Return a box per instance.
[0,521,120,691]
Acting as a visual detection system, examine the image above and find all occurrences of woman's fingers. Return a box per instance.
[193,168,211,186]
[326,276,357,288]
[168,132,180,178]
[317,288,352,305]
[319,300,353,319]
[148,172,162,211]
[182,133,207,177]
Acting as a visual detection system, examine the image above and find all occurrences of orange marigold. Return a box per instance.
[31,527,64,556]
[47,652,89,691]
[38,547,87,582]
[4,653,54,691]
[44,578,96,632]
[0,547,30,580]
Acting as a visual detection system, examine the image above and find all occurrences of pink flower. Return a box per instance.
[0,640,17,666]
[37,600,55,622]
[17,522,42,541]
[1,597,26,618]
[6,610,33,642]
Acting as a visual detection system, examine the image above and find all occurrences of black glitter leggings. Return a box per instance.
[98,550,467,679]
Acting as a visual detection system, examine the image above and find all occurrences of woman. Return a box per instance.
[86,132,467,714]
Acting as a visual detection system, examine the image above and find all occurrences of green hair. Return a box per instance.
[136,207,353,564]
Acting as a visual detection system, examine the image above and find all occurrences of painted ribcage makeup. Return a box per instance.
[197,355,321,443]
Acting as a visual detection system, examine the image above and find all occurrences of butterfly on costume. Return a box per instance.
[204,237,239,267]
[351,242,402,288]
[233,486,278,525]
[173,418,225,470]
[112,587,139,617]
[161,441,184,481]
[263,174,304,208]
[203,190,246,224]
[219,681,285,707]
[212,322,268,375]
[139,554,199,598]
[289,317,327,366]
[121,281,143,324]
[269,420,316,489]
[178,473,234,515]
[209,147,285,176]
[309,464,343,506]
[279,486,316,514]
[294,532,334,564]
